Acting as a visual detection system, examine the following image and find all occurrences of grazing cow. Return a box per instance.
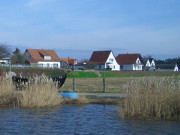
[12,76,28,89]
[51,73,67,88]
[12,73,67,89]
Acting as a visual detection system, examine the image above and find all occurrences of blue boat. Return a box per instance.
[59,91,78,99]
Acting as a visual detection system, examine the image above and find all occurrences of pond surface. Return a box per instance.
[0,105,180,135]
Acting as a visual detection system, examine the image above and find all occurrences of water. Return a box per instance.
[0,105,180,135]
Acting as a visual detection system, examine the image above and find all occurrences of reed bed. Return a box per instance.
[0,78,17,107]
[0,75,89,108]
[62,95,89,105]
[118,76,180,120]
[17,75,63,108]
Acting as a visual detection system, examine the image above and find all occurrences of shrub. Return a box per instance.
[118,76,180,120]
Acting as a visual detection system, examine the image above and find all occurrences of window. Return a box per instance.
[44,56,51,60]
[53,64,58,68]
[47,63,50,67]
[109,59,113,62]
[38,64,43,67]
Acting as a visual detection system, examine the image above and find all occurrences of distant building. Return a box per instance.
[74,61,87,70]
[89,50,120,71]
[144,58,156,71]
[61,58,78,66]
[24,49,62,68]
[60,58,78,69]
[0,57,11,64]
[116,53,143,71]
[156,64,179,71]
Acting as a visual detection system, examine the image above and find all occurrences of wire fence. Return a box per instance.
[60,77,131,92]
[0,64,63,69]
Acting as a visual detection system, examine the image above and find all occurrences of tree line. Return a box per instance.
[1,43,180,66]
[155,58,180,66]
[0,43,26,64]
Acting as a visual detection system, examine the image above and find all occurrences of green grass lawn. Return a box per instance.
[66,70,180,78]
[67,71,98,78]
[100,71,180,78]
[1,66,179,78]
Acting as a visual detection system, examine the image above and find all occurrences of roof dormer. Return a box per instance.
[39,51,51,60]
[44,56,51,60]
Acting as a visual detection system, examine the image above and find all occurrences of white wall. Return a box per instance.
[38,61,61,68]
[121,65,134,70]
[151,60,155,67]
[174,65,179,71]
[145,60,151,67]
[0,59,10,64]
[94,64,105,70]
[105,52,120,71]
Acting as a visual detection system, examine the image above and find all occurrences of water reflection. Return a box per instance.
[0,105,180,135]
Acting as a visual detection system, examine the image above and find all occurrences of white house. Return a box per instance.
[24,49,62,68]
[0,57,11,64]
[116,53,143,71]
[144,58,156,71]
[89,50,120,71]
[156,64,179,71]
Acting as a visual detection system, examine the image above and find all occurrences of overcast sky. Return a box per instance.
[0,0,180,60]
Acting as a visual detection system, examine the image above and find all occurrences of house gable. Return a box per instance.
[145,59,151,67]
[89,50,111,64]
[89,50,120,71]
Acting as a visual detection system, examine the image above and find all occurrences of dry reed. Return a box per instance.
[17,74,63,108]
[62,95,89,105]
[118,76,180,120]
[0,77,17,107]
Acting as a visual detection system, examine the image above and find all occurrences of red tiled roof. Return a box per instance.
[89,51,111,64]
[116,54,142,64]
[60,58,78,65]
[26,49,61,62]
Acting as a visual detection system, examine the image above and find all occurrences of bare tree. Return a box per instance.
[142,54,153,63]
[0,43,11,59]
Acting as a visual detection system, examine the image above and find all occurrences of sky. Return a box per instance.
[0,0,180,61]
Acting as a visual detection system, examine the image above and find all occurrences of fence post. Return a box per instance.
[73,77,76,91]
[103,78,106,92]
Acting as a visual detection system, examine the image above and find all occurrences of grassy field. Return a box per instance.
[61,70,180,93]
[61,77,134,93]
[67,70,98,78]
[0,67,65,77]
[1,66,180,78]
[67,70,180,78]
